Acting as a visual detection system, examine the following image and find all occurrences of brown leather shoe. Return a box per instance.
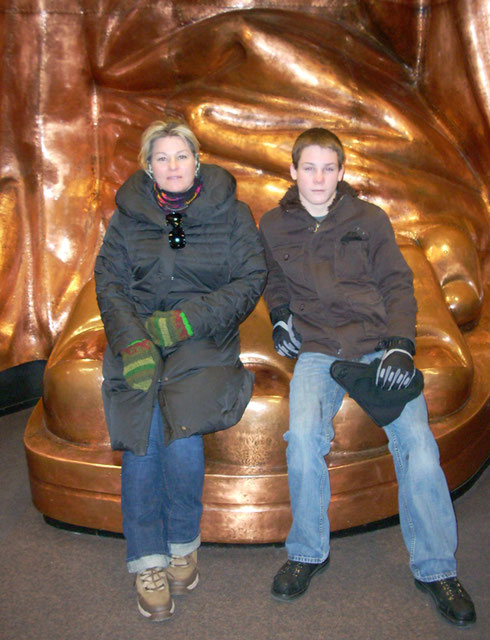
[166,550,199,595]
[135,567,174,621]
[415,577,476,626]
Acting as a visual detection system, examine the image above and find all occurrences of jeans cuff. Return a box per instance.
[127,553,169,574]
[414,570,457,582]
[288,553,329,564]
[169,534,201,557]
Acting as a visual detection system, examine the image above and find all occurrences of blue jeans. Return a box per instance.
[285,351,458,582]
[121,404,204,573]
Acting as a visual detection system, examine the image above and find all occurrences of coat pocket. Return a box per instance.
[270,242,308,288]
[334,233,369,281]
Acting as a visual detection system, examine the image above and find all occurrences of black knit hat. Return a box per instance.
[330,358,424,427]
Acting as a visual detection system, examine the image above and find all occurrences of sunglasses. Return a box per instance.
[166,212,186,249]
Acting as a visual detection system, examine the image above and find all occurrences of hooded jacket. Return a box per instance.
[259,182,416,359]
[95,165,266,454]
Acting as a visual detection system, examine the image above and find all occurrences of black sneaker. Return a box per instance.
[415,577,476,626]
[271,556,330,602]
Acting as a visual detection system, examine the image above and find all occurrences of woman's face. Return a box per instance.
[149,136,196,192]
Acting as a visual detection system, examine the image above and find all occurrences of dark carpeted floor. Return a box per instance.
[1,408,488,640]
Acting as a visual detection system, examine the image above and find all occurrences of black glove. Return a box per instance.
[270,305,302,359]
[375,336,415,390]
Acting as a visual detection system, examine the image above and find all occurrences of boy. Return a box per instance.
[259,128,476,627]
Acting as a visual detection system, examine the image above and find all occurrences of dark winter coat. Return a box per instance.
[94,165,266,454]
[259,182,416,359]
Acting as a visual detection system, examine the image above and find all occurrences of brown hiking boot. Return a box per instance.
[166,550,199,595]
[135,567,174,621]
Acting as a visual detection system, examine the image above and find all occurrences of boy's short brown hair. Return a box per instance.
[291,128,344,168]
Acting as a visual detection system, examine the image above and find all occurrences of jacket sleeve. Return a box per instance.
[178,202,267,339]
[259,223,291,315]
[370,209,417,343]
[94,212,148,355]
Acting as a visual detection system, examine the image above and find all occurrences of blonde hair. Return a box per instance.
[138,120,201,172]
[292,128,344,168]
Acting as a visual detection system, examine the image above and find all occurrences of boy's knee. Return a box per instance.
[286,429,314,450]
[286,429,331,463]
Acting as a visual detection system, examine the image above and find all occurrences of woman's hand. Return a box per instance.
[145,310,193,348]
[121,339,159,392]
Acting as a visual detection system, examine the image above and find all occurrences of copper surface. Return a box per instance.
[2,1,488,539]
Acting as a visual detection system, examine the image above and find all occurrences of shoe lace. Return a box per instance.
[280,560,305,576]
[170,554,190,568]
[139,567,167,591]
[440,578,465,601]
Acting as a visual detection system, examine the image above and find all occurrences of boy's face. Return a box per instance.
[290,145,344,214]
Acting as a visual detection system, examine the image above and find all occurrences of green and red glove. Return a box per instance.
[145,310,193,348]
[120,339,159,392]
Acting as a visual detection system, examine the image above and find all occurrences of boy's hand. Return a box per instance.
[376,336,415,390]
[121,339,159,392]
[270,305,302,358]
[145,310,193,348]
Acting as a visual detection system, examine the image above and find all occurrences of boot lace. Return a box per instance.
[170,554,190,568]
[280,560,305,576]
[440,578,466,601]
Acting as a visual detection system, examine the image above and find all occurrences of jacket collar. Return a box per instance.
[115,164,237,227]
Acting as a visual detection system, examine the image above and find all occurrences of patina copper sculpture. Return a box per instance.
[3,1,488,541]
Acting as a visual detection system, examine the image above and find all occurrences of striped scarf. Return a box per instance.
[153,176,203,213]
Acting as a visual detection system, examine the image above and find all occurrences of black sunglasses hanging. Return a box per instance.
[166,212,186,250]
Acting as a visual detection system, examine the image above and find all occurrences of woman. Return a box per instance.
[94,120,266,621]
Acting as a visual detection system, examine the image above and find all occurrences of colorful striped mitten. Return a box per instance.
[121,339,158,392]
[145,310,193,348]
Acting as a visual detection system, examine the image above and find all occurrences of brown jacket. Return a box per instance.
[259,182,417,359]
